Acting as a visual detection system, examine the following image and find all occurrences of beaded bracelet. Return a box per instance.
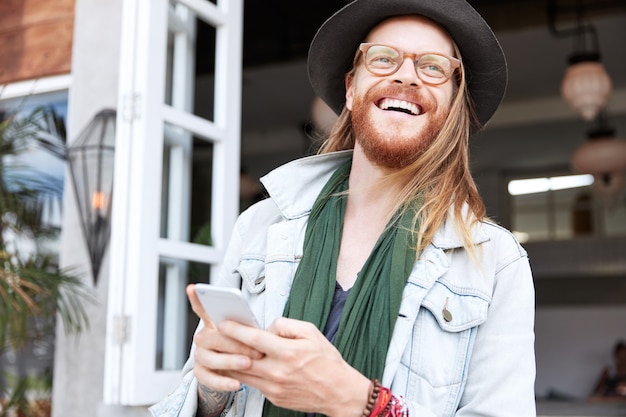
[370,386,391,416]
[362,379,392,417]
[362,379,381,417]
[362,379,409,417]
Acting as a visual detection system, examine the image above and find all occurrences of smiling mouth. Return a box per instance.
[378,98,422,115]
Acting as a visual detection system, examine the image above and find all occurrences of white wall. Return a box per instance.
[535,306,626,399]
[52,0,126,416]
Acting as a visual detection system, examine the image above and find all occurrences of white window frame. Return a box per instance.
[0,74,72,100]
[103,0,243,405]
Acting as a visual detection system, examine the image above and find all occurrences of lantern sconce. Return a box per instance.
[67,109,116,285]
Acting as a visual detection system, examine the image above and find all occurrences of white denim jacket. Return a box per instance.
[150,150,536,417]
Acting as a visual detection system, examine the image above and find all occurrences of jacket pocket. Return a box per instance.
[421,281,488,333]
[402,281,488,388]
[397,282,489,416]
[236,258,266,295]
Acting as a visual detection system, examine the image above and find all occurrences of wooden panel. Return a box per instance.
[0,0,74,85]
[0,0,74,31]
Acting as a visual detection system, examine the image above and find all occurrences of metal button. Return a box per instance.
[442,297,452,322]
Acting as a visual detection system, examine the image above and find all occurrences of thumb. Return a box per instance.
[186,284,216,330]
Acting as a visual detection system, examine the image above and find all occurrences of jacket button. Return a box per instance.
[442,308,453,322]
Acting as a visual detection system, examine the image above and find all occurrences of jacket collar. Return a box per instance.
[260,150,353,220]
[430,206,490,250]
[260,151,489,249]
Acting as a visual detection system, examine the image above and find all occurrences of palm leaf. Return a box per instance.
[0,105,93,414]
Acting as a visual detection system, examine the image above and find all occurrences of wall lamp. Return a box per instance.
[67,109,116,284]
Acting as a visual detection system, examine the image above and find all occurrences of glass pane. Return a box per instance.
[0,91,68,255]
[190,137,214,245]
[194,15,216,122]
[553,187,583,240]
[0,91,68,393]
[511,192,550,242]
[569,190,594,237]
[156,257,212,371]
[509,176,626,242]
[160,122,213,245]
[602,203,626,237]
[164,2,216,123]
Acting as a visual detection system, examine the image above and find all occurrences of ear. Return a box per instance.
[345,75,354,111]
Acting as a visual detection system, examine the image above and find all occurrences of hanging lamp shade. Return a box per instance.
[571,137,626,174]
[591,172,625,198]
[67,109,117,284]
[571,123,626,199]
[561,53,612,122]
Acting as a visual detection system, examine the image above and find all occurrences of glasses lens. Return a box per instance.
[416,54,452,84]
[364,45,401,75]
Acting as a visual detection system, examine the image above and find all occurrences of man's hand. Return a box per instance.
[186,284,262,392]
[219,317,371,417]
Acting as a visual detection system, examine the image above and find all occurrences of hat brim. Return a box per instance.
[307,0,507,134]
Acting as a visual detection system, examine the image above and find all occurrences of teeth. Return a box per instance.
[380,98,420,115]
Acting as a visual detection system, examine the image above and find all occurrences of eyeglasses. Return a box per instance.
[358,43,461,85]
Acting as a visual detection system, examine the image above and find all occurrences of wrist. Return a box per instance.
[325,372,371,417]
[362,379,391,417]
[360,379,409,417]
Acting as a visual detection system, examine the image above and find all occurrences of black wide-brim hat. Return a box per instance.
[307,0,507,133]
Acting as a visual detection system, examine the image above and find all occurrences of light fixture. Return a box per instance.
[67,109,116,284]
[508,174,594,196]
[570,115,626,199]
[561,50,612,122]
[547,0,613,121]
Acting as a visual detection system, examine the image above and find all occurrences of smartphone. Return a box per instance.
[194,283,259,328]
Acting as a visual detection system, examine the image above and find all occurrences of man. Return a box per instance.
[151,0,536,416]
[591,340,626,398]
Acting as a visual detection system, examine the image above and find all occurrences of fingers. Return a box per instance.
[218,317,322,358]
[193,325,257,392]
[186,284,215,329]
[195,324,263,360]
[194,345,251,392]
[217,318,362,415]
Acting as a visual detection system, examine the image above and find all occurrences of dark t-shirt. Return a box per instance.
[322,282,351,344]
[303,282,351,417]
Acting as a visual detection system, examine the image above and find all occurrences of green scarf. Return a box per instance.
[263,159,418,417]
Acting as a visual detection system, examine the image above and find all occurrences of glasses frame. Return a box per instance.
[358,43,462,85]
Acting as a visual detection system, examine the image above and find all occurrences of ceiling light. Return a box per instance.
[561,52,612,121]
[508,174,594,196]
[571,120,626,198]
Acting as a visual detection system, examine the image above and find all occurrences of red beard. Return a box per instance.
[351,85,448,169]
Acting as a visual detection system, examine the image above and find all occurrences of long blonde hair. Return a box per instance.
[317,43,486,256]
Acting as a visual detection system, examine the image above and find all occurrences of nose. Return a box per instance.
[392,57,422,87]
